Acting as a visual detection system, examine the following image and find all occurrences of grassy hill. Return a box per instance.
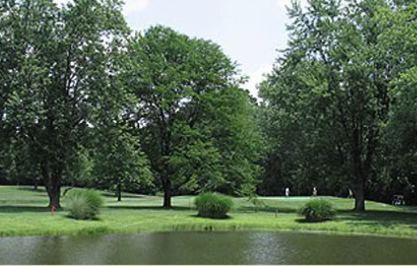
[1,186,417,238]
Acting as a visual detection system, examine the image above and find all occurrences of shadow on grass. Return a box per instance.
[190,214,233,220]
[106,205,191,211]
[101,192,155,199]
[295,218,334,224]
[239,206,297,214]
[331,209,417,228]
[65,214,102,221]
[16,187,46,193]
[0,206,52,213]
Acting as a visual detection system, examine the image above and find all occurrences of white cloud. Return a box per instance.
[243,65,273,99]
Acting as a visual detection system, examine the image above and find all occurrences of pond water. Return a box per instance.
[1,231,417,264]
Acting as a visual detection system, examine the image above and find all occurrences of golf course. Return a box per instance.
[1,186,417,239]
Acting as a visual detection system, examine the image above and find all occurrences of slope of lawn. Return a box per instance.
[1,186,417,239]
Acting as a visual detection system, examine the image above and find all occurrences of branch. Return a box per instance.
[62,185,75,197]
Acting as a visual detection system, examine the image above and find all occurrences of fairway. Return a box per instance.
[1,186,417,239]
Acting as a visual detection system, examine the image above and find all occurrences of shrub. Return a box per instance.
[195,193,233,219]
[247,195,267,213]
[65,190,104,220]
[299,198,336,222]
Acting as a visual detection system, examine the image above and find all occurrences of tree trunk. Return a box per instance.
[351,127,367,212]
[353,176,366,211]
[46,183,61,209]
[163,179,172,208]
[117,181,122,202]
[42,162,62,209]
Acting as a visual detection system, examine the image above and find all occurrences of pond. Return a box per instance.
[1,231,417,264]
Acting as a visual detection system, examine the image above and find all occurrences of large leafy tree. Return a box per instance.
[1,0,128,207]
[260,0,416,211]
[126,26,261,208]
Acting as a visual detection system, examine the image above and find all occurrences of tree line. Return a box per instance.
[1,0,417,212]
[0,0,261,208]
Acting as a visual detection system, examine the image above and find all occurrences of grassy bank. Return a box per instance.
[1,186,417,239]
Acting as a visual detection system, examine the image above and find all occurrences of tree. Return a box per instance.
[93,122,153,202]
[1,0,128,207]
[126,26,261,208]
[259,0,410,211]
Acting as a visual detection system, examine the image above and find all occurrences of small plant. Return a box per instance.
[237,184,267,213]
[249,196,267,213]
[195,193,233,219]
[299,198,336,222]
[244,194,267,213]
[65,190,104,220]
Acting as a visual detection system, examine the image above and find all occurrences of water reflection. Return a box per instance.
[1,232,417,264]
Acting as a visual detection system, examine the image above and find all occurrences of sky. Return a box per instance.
[56,0,307,97]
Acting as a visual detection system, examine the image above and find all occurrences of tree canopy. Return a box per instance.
[0,0,128,207]
[125,26,261,207]
[259,0,417,210]
[0,3,261,208]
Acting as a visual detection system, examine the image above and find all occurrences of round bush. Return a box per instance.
[299,198,336,222]
[65,190,104,220]
[195,193,233,219]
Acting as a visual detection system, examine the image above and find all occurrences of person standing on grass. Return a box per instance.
[348,189,353,198]
[312,187,317,197]
[285,187,290,197]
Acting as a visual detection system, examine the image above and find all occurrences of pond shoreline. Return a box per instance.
[2,221,417,241]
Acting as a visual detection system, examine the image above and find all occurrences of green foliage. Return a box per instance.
[4,0,416,211]
[299,199,336,223]
[0,0,129,207]
[248,196,267,213]
[92,123,153,200]
[0,2,262,207]
[259,0,417,209]
[2,136,41,186]
[238,184,266,212]
[375,2,417,203]
[126,26,261,207]
[195,193,234,219]
[65,147,95,188]
[65,190,104,220]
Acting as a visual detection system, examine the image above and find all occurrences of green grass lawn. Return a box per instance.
[1,185,417,239]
